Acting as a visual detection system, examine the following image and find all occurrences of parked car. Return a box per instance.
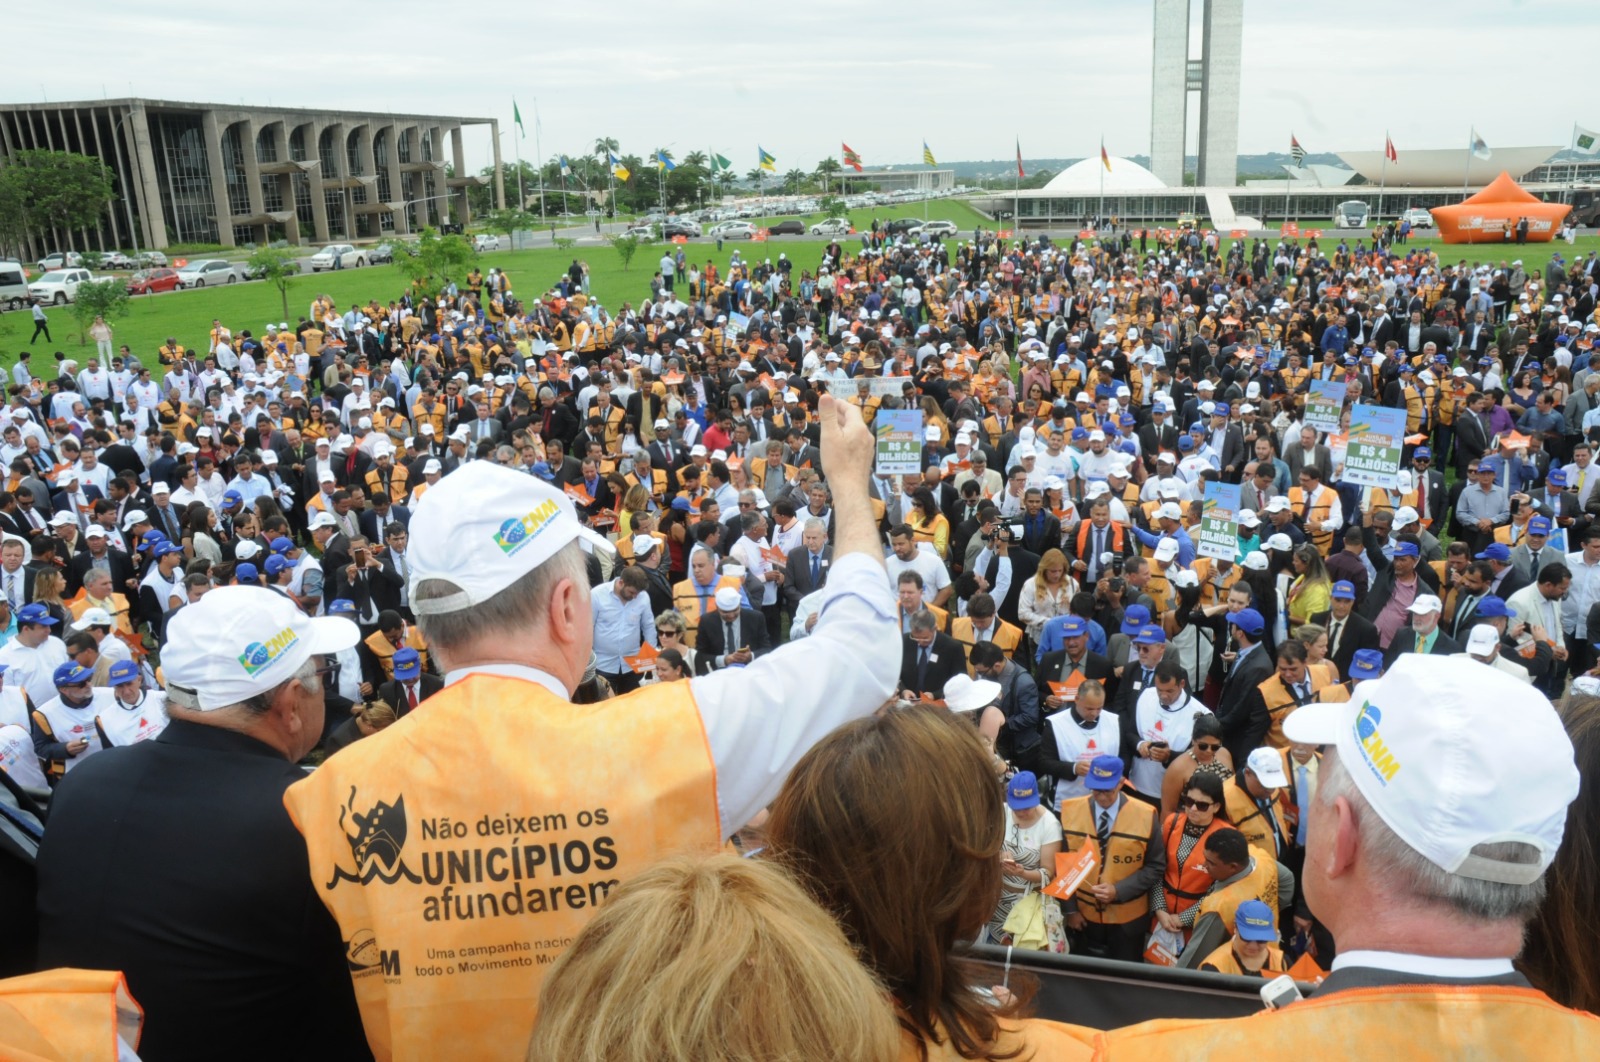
[175,259,241,287]
[36,252,84,271]
[1401,207,1434,229]
[241,258,301,281]
[134,250,169,268]
[96,251,134,270]
[28,268,94,304]
[620,225,657,240]
[767,220,804,235]
[309,243,368,271]
[368,242,396,265]
[661,219,702,238]
[917,220,958,237]
[472,234,502,253]
[710,221,757,240]
[884,218,920,234]
[126,268,182,295]
[809,218,852,236]
[0,261,30,311]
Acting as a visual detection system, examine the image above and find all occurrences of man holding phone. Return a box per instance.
[329,536,402,634]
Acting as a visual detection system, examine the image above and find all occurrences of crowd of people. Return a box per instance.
[0,223,1598,1059]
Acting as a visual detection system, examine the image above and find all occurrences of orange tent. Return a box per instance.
[1429,171,1570,244]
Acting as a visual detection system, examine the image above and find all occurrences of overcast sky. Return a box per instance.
[7,0,1594,173]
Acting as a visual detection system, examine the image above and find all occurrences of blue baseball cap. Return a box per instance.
[1229,607,1265,637]
[1121,605,1151,636]
[1060,615,1088,639]
[393,647,422,681]
[270,536,295,554]
[1414,446,1432,460]
[264,554,290,575]
[1213,402,1230,417]
[234,562,260,584]
[153,542,183,558]
[1393,540,1420,558]
[1085,754,1124,791]
[1475,543,1511,562]
[141,530,168,545]
[16,603,58,626]
[1119,413,1136,427]
[1349,649,1385,681]
[1006,770,1042,810]
[1189,421,1204,433]
[1529,517,1552,536]
[327,598,357,615]
[53,661,93,687]
[222,490,244,506]
[670,496,693,512]
[1547,468,1568,487]
[1071,427,1089,442]
[1133,624,1167,645]
[107,659,140,685]
[1234,899,1277,942]
[1526,360,1542,372]
[1152,403,1168,414]
[1331,580,1356,600]
[1399,363,1415,374]
[1178,436,1196,451]
[1475,596,1511,619]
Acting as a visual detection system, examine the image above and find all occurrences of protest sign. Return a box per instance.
[874,410,923,476]
[1341,404,1406,488]
[1199,482,1241,561]
[1303,380,1346,433]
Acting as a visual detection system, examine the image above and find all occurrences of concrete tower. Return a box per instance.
[1149,0,1243,187]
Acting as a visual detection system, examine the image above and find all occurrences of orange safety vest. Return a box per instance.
[284,675,720,1062]
[1076,520,1128,561]
[1099,983,1600,1060]
[363,628,430,683]
[1059,796,1156,924]
[1161,812,1223,916]
[0,968,144,1060]
[1195,847,1278,936]
[671,574,743,648]
[1199,941,1285,977]
[1287,486,1335,555]
[948,616,1023,672]
[1256,671,1349,750]
[1223,777,1293,857]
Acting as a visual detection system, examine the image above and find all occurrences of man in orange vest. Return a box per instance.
[1099,655,1597,1059]
[283,394,896,1062]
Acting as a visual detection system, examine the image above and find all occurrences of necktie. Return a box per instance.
[1294,682,1309,704]
[1141,668,1153,689]
[1093,527,1105,578]
[3,573,15,609]
[810,553,820,588]
[726,620,738,661]
[407,683,419,711]
[1096,807,1112,852]
[917,645,930,690]
[1329,620,1343,657]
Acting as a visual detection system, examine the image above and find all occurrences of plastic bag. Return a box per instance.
[1041,894,1070,954]
[1000,886,1049,951]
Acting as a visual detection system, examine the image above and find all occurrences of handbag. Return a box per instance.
[1041,893,1069,954]
[1000,885,1049,951]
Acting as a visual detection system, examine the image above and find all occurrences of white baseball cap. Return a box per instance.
[422,458,442,475]
[1286,654,1578,885]
[1465,624,1499,656]
[1153,538,1179,562]
[70,607,115,631]
[122,509,149,530]
[163,586,358,712]
[308,512,339,530]
[1264,533,1293,551]
[1393,506,1420,527]
[1242,550,1269,571]
[1408,594,1443,615]
[1238,509,1260,528]
[1264,496,1291,514]
[630,534,658,557]
[235,540,262,561]
[1157,502,1182,522]
[408,461,613,616]
[1246,747,1289,788]
[714,586,741,611]
[84,525,106,539]
[150,481,171,495]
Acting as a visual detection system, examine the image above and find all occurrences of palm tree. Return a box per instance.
[652,147,675,167]
[683,150,708,168]
[715,170,736,191]
[746,166,766,183]
[619,154,645,184]
[814,156,842,196]
[593,136,619,167]
[783,168,807,194]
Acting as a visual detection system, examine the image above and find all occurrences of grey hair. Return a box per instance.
[171,656,319,716]
[1319,751,1545,922]
[415,539,590,654]
[909,608,939,634]
[803,517,827,536]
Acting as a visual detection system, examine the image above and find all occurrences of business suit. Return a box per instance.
[329,562,403,627]
[1453,411,1494,473]
[694,607,774,675]
[1215,643,1275,764]
[1310,608,1382,679]
[377,673,444,718]
[782,546,831,612]
[1413,467,1448,529]
[899,631,968,698]
[1036,649,1115,706]
[66,548,136,602]
[1284,444,1334,484]
[1213,426,1247,481]
[1383,626,1462,668]
[357,504,412,545]
[1017,510,1063,556]
[1510,539,1563,583]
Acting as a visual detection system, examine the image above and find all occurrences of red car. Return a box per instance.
[127,268,181,295]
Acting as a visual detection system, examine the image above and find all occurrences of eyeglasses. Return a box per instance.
[1179,797,1217,811]
[311,660,342,686]
[656,628,680,637]
[1194,741,1222,752]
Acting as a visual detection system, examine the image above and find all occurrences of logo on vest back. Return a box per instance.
[326,787,422,890]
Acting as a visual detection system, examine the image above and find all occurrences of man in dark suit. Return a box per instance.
[1479,544,1530,602]
[1310,582,1382,679]
[693,588,774,675]
[1209,406,1247,482]
[328,538,403,632]
[1016,490,1062,557]
[1214,609,1275,763]
[1444,561,1496,643]
[1452,392,1496,475]
[1382,593,1462,667]
[899,609,968,698]
[782,521,831,613]
[377,648,443,718]
[1036,615,1116,709]
[357,496,411,545]
[67,527,137,600]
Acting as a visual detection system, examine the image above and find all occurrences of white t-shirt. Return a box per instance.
[885,546,950,604]
[1001,805,1064,892]
[97,690,169,747]
[0,637,70,711]
[0,724,47,790]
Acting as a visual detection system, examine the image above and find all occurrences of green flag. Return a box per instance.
[712,153,732,171]
[513,100,525,137]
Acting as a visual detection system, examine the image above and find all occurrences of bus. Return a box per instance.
[1335,201,1371,228]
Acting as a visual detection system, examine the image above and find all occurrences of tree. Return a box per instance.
[682,151,709,169]
[746,167,766,183]
[0,150,115,248]
[608,233,644,272]
[814,157,842,194]
[482,207,541,248]
[783,168,808,194]
[246,245,302,319]
[392,227,478,288]
[820,195,849,220]
[66,279,130,345]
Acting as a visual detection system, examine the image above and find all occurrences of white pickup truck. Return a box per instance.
[28,268,95,304]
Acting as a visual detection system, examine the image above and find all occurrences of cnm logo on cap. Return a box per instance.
[494,499,561,556]
[1354,700,1401,785]
[1093,764,1116,779]
[238,626,300,677]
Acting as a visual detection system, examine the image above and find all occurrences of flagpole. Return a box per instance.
[1099,136,1105,233]
[1462,128,1473,199]
[533,98,545,223]
[1378,130,1388,222]
[514,124,525,217]
[1014,137,1020,240]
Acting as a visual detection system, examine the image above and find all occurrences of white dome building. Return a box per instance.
[1043,156,1167,192]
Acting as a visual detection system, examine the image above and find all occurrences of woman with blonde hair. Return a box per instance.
[30,568,71,629]
[1017,548,1077,645]
[1294,622,1340,684]
[768,706,1094,1060]
[529,853,901,1062]
[616,482,651,540]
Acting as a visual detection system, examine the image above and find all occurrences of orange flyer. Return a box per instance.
[624,641,660,674]
[760,545,787,565]
[1043,846,1098,901]
[563,482,593,505]
[661,372,686,385]
[1048,670,1087,702]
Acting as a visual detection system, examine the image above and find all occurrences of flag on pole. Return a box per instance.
[513,100,525,137]
[842,142,863,172]
[1470,128,1492,160]
[1573,124,1600,156]
[654,151,676,171]
[1385,134,1398,163]
[1016,138,1025,179]
[1290,134,1306,166]
[609,153,630,182]
[758,146,776,172]
[1101,139,1112,172]
[922,141,936,166]
[712,153,732,171]
[559,155,571,177]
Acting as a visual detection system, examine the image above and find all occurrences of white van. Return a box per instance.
[0,261,30,312]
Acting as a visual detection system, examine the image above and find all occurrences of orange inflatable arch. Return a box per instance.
[1429,171,1571,244]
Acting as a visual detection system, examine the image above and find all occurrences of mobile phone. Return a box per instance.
[1260,974,1303,1011]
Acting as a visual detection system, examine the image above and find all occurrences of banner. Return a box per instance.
[1198,482,1240,561]
[1303,380,1346,433]
[864,376,914,400]
[874,410,923,476]
[726,311,750,334]
[1341,404,1406,488]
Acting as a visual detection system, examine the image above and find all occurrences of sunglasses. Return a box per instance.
[1194,741,1222,752]
[1180,797,1217,811]
[656,628,680,637]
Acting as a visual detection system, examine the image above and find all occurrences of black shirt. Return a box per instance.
[36,719,371,1061]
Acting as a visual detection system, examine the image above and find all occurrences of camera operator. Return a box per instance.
[971,521,1039,630]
